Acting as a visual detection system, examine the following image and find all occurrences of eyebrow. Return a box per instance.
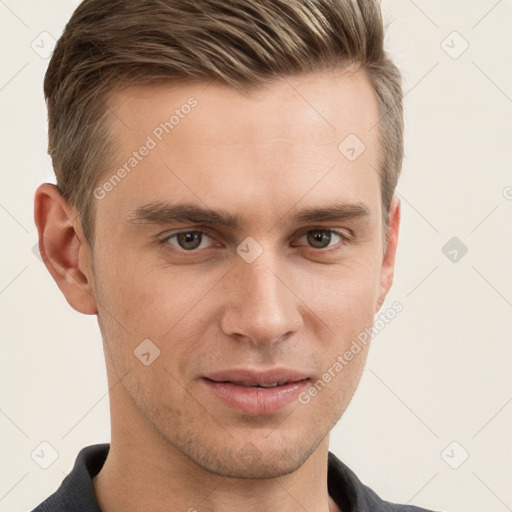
[127,201,371,229]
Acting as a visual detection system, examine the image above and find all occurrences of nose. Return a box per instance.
[219,248,303,347]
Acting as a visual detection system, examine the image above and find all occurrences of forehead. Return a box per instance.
[97,68,381,231]
[107,67,379,146]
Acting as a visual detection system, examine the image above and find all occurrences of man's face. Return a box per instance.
[88,68,397,478]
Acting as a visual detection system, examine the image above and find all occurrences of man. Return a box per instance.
[32,0,436,511]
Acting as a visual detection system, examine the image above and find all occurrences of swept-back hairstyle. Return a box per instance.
[44,0,403,246]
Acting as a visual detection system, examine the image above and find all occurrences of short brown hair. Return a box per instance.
[44,0,403,247]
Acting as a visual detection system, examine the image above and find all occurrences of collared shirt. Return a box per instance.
[30,443,437,511]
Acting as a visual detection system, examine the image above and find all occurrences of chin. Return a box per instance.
[178,430,324,480]
[205,446,313,479]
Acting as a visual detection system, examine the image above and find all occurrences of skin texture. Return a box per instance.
[34,67,400,512]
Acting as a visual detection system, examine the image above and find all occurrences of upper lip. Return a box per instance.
[203,368,309,385]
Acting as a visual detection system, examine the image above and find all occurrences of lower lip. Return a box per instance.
[202,378,310,415]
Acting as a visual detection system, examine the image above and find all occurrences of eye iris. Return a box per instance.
[177,232,202,250]
[307,230,331,249]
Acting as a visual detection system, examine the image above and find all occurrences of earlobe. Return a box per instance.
[376,194,401,313]
[34,183,98,315]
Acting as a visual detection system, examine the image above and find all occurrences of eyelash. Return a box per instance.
[159,228,353,256]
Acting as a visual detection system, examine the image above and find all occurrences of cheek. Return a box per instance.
[95,257,190,332]
[306,258,380,323]
[98,264,219,372]
[303,260,378,391]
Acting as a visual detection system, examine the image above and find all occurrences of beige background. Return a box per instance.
[1,1,511,511]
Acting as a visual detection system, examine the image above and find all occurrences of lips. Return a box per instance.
[202,368,310,415]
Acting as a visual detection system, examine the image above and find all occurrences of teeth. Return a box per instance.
[235,380,290,387]
[240,380,288,388]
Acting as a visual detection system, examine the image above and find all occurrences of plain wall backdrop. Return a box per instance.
[1,1,511,511]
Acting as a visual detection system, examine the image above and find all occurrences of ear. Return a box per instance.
[375,193,400,313]
[34,183,98,315]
